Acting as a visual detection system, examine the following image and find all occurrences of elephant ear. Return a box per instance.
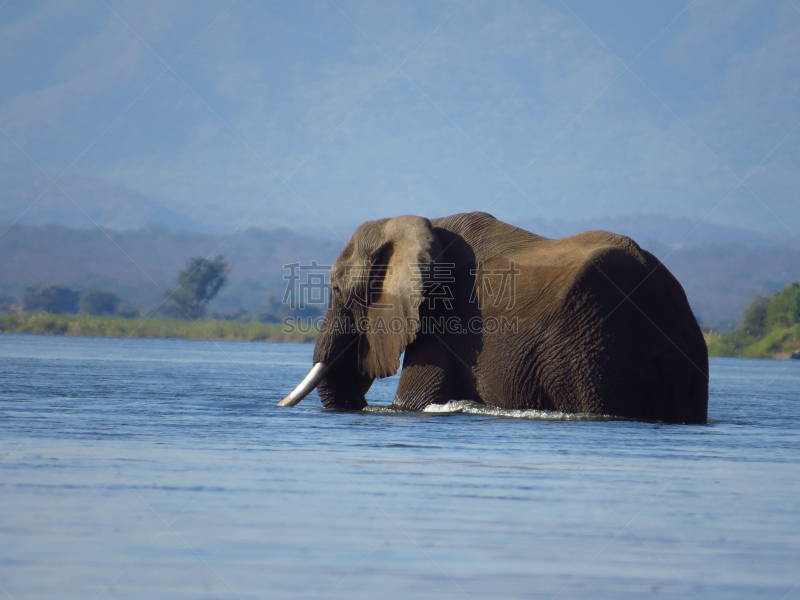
[358,216,441,379]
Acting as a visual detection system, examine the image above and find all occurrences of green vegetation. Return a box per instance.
[2,255,317,340]
[706,282,800,358]
[0,313,317,343]
[165,256,229,320]
[79,289,122,316]
[23,285,80,314]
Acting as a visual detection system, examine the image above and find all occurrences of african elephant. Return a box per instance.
[281,212,708,424]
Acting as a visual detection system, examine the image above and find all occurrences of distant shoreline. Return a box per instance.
[0,314,317,343]
[3,314,796,357]
[704,331,798,359]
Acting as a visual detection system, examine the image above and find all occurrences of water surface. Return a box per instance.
[1,334,799,599]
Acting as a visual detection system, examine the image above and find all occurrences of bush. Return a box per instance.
[79,289,121,316]
[739,294,769,337]
[23,285,79,314]
[116,304,141,318]
[211,307,249,321]
[767,282,800,329]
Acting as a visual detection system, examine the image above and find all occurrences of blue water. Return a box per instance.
[1,333,799,599]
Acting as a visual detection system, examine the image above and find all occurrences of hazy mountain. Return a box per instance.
[518,215,798,248]
[1,2,798,236]
[649,241,800,330]
[0,161,204,231]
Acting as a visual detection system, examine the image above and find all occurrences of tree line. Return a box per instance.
[2,256,229,321]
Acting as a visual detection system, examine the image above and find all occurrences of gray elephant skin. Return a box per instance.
[282,212,708,424]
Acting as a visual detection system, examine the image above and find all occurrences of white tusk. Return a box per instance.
[278,362,326,407]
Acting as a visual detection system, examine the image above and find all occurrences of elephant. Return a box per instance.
[280,212,708,424]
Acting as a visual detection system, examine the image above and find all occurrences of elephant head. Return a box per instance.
[281,215,443,410]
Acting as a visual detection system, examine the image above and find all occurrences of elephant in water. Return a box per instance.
[281,212,708,424]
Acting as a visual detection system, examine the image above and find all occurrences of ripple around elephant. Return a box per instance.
[281,212,708,424]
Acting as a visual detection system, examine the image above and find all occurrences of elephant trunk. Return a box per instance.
[278,311,371,410]
[313,326,371,410]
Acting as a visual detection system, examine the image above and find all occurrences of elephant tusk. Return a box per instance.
[278,362,327,407]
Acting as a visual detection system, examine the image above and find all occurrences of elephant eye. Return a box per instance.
[332,284,342,297]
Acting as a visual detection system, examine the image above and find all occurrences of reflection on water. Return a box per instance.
[0,333,799,599]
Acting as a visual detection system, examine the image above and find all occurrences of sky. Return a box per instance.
[0,0,798,242]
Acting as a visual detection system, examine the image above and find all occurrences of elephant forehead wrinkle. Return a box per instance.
[340,260,369,286]
[347,217,389,256]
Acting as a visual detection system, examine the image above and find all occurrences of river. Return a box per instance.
[1,333,798,599]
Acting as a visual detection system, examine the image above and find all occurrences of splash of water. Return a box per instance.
[364,400,617,421]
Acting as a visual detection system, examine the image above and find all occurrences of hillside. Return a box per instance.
[707,282,800,358]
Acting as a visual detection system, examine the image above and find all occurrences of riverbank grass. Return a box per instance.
[0,313,316,342]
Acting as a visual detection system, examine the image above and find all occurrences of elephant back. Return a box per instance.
[546,232,709,423]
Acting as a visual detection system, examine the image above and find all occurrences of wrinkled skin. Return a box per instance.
[310,212,708,424]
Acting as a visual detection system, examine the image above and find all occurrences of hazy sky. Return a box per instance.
[0,0,798,240]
